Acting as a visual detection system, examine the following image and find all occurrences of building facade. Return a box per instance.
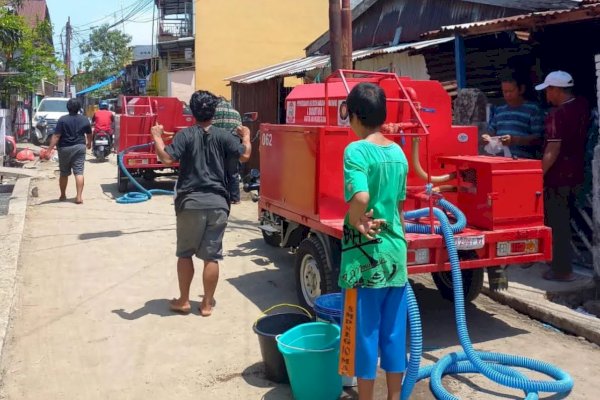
[194,0,329,97]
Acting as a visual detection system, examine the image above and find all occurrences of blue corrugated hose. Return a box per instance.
[400,198,574,400]
[116,143,175,204]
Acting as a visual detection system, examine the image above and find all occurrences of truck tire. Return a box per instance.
[261,230,281,247]
[117,167,129,193]
[295,236,336,310]
[431,251,483,303]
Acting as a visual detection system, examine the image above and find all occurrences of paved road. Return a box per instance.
[1,154,599,399]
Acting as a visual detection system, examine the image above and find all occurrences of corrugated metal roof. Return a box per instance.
[425,2,600,37]
[305,0,580,54]
[226,37,454,84]
[462,0,580,11]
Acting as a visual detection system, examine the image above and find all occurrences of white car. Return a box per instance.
[31,97,69,145]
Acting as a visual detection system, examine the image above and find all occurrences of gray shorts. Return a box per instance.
[176,209,228,261]
[58,144,86,177]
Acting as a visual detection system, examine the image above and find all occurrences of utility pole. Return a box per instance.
[328,0,342,73]
[65,17,71,97]
[341,0,353,70]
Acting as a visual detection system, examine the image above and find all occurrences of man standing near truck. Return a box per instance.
[535,71,590,282]
[151,90,251,316]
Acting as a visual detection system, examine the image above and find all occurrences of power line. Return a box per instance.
[74,0,148,29]
[71,0,154,51]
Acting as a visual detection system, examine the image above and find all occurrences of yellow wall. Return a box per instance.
[195,0,329,97]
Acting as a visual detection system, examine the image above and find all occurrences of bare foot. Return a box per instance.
[59,196,67,201]
[75,198,83,204]
[199,298,216,317]
[169,298,191,314]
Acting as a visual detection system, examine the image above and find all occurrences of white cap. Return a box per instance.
[535,71,574,91]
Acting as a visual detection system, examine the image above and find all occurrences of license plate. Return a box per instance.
[95,140,109,145]
[455,235,485,250]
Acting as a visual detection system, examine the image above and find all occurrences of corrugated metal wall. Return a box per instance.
[231,79,282,171]
[312,0,523,55]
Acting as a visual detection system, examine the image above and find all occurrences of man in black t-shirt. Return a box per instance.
[46,98,92,204]
[152,90,251,316]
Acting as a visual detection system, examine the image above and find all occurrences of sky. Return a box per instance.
[46,0,156,70]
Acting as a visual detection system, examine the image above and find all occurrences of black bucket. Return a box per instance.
[253,312,313,383]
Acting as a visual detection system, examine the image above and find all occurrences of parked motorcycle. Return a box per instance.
[30,115,52,146]
[242,168,260,202]
[92,130,112,161]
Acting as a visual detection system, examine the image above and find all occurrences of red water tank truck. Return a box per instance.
[114,95,195,193]
[256,70,551,309]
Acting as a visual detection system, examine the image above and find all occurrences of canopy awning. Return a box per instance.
[76,70,125,96]
[225,37,454,84]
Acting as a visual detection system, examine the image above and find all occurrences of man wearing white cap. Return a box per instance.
[535,71,590,282]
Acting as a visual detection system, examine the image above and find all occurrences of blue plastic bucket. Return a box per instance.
[277,322,342,400]
[314,293,343,325]
[314,293,358,387]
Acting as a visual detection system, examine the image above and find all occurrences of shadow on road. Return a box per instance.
[226,238,298,312]
[239,362,292,400]
[111,299,203,319]
[78,226,175,240]
[87,158,111,164]
[412,280,528,349]
[36,198,70,205]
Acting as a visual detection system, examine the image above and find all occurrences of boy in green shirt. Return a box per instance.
[338,83,409,400]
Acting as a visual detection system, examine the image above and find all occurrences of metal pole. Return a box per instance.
[328,0,342,73]
[454,34,467,90]
[341,0,353,70]
[65,17,71,97]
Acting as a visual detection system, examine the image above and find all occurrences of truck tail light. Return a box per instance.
[496,240,538,257]
[408,249,430,265]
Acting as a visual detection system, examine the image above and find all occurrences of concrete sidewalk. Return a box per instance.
[483,263,600,345]
[0,175,31,361]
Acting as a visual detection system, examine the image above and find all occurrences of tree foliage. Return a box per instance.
[0,8,24,63]
[75,24,132,95]
[0,8,61,93]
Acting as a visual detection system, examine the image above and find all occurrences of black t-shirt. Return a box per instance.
[54,114,92,148]
[165,125,245,211]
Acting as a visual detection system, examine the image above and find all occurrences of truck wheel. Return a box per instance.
[261,230,281,247]
[117,167,129,193]
[295,236,336,310]
[431,251,483,302]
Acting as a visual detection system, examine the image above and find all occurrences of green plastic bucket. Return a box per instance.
[277,322,342,400]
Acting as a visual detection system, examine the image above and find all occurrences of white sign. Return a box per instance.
[286,101,296,124]
[338,99,350,127]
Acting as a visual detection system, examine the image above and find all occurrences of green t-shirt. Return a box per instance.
[339,140,408,289]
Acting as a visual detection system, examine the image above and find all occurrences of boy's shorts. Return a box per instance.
[58,144,86,177]
[176,208,228,261]
[339,286,407,379]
